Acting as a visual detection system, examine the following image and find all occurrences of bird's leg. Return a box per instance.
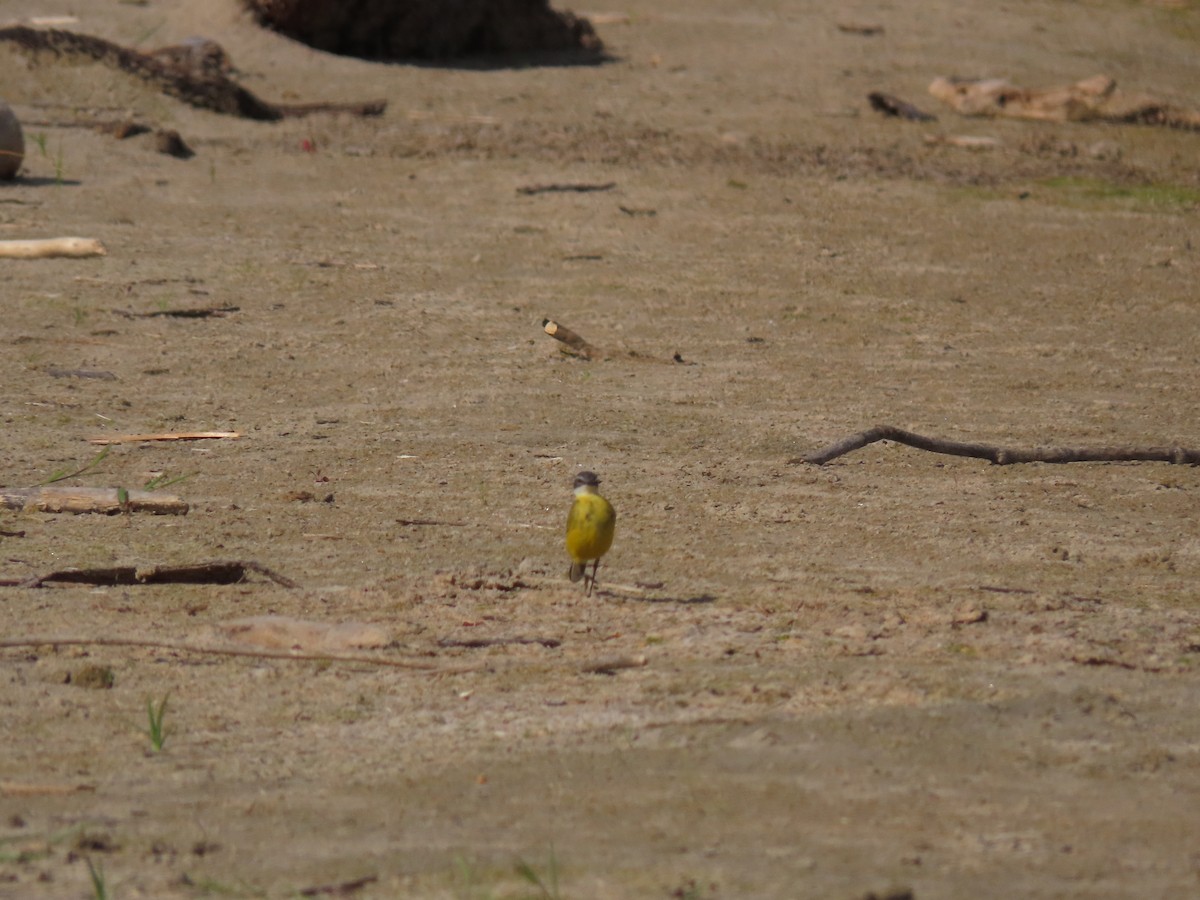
[587,559,600,597]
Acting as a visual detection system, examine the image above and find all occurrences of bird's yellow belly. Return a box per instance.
[566,496,615,562]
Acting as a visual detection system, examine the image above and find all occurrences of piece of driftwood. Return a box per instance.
[517,182,616,195]
[88,431,241,445]
[0,237,106,259]
[868,92,937,122]
[929,74,1200,131]
[542,318,601,359]
[797,425,1200,466]
[0,486,188,515]
[0,27,386,121]
[2,560,295,589]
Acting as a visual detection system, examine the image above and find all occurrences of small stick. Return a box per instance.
[580,653,648,674]
[0,486,188,516]
[868,92,937,122]
[797,424,1200,466]
[88,431,241,444]
[518,182,616,195]
[0,237,106,259]
[542,318,601,359]
[112,305,239,319]
[437,636,562,649]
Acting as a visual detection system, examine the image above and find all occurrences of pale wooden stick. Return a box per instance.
[542,318,601,359]
[0,486,188,515]
[798,425,1200,466]
[0,237,106,259]
[88,431,240,445]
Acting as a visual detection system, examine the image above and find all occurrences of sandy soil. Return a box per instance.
[2,1,1200,897]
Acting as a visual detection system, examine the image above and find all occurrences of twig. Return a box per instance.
[542,318,601,359]
[0,237,106,259]
[112,305,238,319]
[2,560,292,588]
[0,486,188,516]
[88,431,240,444]
[46,367,116,380]
[0,637,475,672]
[868,92,937,122]
[580,653,648,674]
[796,425,1200,466]
[299,874,379,897]
[437,636,562,649]
[517,182,616,195]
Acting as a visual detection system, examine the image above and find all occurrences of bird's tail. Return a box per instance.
[568,561,586,582]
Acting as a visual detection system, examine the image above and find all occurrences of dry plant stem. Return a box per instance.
[0,486,188,515]
[0,237,106,259]
[798,425,1200,466]
[543,318,600,359]
[0,637,475,672]
[89,431,241,444]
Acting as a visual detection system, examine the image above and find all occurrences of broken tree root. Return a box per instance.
[797,425,1200,466]
[0,27,386,121]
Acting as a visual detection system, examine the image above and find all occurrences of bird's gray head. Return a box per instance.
[573,471,601,490]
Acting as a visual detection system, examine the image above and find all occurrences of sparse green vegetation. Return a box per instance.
[38,447,111,486]
[1038,176,1200,211]
[146,694,170,752]
[515,847,561,900]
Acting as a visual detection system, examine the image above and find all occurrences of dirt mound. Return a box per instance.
[242,0,603,61]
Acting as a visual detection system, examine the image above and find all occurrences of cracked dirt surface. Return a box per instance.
[2,1,1200,897]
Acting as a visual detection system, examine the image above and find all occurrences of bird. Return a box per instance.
[565,470,616,596]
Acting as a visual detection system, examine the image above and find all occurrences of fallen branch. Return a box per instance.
[88,431,240,444]
[0,486,188,515]
[797,425,1200,466]
[1,560,294,588]
[542,317,601,359]
[0,27,386,121]
[0,237,106,259]
[0,636,474,672]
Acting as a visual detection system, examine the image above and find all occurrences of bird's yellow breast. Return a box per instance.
[565,493,616,563]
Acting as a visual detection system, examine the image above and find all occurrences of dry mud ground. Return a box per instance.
[3,1,1200,897]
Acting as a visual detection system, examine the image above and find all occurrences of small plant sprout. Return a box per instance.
[146,694,169,752]
[144,471,194,491]
[85,856,108,900]
[38,447,111,486]
[514,846,561,900]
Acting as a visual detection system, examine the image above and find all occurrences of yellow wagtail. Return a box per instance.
[565,471,616,596]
